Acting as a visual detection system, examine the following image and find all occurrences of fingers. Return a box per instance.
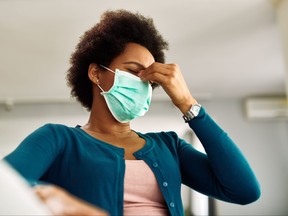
[139,62,196,113]
[139,62,178,85]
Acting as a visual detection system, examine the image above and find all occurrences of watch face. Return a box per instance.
[192,104,201,116]
[183,104,201,122]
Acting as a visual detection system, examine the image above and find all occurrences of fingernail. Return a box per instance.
[138,71,144,77]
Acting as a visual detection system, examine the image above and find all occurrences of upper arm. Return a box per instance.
[178,140,221,197]
[3,124,64,180]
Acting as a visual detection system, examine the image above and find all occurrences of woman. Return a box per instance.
[4,9,260,216]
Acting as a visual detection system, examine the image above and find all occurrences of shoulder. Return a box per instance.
[39,123,73,130]
[28,123,79,144]
[36,123,77,134]
[141,130,178,139]
[142,130,183,149]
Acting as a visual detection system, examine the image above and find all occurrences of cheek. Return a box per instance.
[101,73,115,91]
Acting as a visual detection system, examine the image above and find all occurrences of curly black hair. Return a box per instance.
[66,9,169,110]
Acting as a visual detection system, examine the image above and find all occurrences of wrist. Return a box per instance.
[183,103,202,123]
[177,97,198,114]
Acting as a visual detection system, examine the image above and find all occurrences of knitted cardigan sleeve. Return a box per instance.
[3,124,65,184]
[177,107,261,205]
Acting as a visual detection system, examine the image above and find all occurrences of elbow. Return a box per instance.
[245,188,261,205]
[224,178,261,205]
[238,183,261,205]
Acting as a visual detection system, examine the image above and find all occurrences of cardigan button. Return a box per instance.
[169,202,175,208]
[137,152,142,156]
[162,182,168,187]
[153,162,158,167]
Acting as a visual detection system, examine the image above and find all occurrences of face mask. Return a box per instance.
[97,65,152,123]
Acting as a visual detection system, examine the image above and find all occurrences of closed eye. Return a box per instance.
[126,69,140,76]
[123,62,146,76]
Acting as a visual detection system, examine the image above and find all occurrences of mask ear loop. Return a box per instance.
[97,64,116,93]
[96,82,105,92]
[99,64,115,74]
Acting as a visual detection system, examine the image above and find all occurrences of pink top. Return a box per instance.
[124,160,169,216]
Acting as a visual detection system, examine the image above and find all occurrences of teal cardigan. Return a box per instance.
[4,107,260,216]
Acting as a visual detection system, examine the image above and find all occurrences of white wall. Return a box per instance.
[0,99,287,215]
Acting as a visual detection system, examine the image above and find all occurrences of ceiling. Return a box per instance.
[0,0,286,105]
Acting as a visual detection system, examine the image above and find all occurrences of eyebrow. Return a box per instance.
[123,61,146,70]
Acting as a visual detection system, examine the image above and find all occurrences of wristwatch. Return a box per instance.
[183,103,202,122]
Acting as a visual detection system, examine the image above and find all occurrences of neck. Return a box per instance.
[84,117,132,136]
[83,99,133,137]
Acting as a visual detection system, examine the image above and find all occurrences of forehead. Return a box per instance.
[111,43,155,68]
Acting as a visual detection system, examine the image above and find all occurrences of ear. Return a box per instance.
[88,63,101,84]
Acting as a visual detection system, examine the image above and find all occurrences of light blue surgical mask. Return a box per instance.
[97,65,152,123]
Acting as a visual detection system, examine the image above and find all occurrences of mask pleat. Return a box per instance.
[101,68,152,123]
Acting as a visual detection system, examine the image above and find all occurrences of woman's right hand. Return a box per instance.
[34,184,109,216]
[139,62,197,114]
